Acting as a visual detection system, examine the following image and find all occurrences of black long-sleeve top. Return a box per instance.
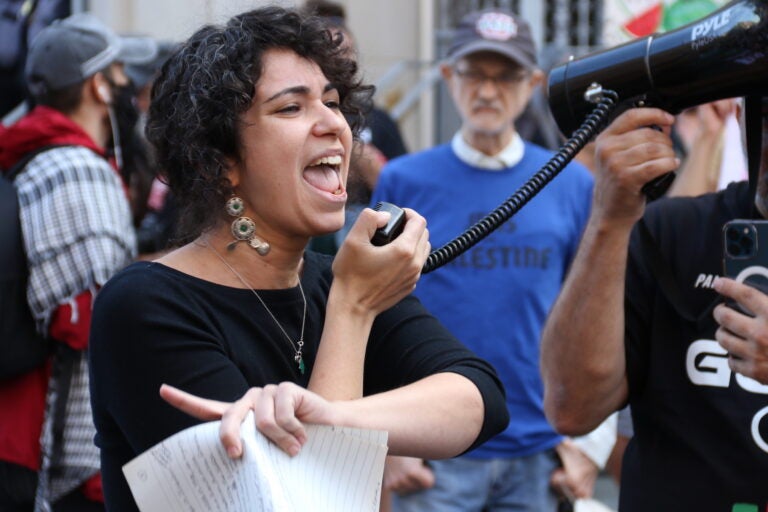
[89,251,508,511]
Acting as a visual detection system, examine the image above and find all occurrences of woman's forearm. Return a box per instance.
[308,284,376,400]
[333,372,484,459]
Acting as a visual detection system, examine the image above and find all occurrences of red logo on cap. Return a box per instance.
[476,13,518,41]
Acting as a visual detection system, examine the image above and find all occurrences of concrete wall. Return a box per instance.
[89,0,433,150]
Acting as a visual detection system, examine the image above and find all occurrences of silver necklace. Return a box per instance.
[206,241,307,374]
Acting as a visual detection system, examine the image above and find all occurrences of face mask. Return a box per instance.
[106,80,143,182]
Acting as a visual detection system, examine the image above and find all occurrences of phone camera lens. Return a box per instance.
[737,235,754,256]
[726,228,741,242]
[726,226,755,257]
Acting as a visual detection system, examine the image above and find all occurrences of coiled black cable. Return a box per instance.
[422,88,619,274]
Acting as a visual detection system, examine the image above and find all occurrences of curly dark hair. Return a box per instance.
[146,6,374,242]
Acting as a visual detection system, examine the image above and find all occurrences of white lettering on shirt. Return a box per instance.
[686,339,768,453]
[693,274,717,289]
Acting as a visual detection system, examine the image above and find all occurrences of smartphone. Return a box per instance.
[722,219,768,315]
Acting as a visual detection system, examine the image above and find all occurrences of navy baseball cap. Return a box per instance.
[447,9,537,69]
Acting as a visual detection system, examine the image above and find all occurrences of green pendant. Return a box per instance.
[298,358,305,375]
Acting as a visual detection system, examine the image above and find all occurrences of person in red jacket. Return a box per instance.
[0,13,152,511]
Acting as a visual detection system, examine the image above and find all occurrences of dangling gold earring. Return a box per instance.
[225,196,270,255]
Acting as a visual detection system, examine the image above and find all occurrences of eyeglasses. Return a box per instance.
[454,68,529,88]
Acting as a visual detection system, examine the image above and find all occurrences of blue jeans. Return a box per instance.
[392,450,560,512]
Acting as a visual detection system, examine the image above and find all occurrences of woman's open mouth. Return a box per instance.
[303,154,344,196]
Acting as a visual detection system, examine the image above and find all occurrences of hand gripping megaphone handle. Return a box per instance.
[641,121,676,200]
[641,171,676,200]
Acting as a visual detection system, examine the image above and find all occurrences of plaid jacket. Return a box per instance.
[15,145,135,510]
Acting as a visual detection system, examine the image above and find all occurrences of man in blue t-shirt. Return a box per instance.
[373,8,614,512]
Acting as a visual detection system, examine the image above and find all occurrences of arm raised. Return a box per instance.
[309,208,430,400]
[540,108,679,434]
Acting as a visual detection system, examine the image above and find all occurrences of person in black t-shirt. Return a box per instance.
[541,104,768,511]
[88,7,508,511]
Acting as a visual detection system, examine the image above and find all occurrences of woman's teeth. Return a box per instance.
[309,155,343,167]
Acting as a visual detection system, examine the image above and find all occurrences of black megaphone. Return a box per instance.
[548,0,768,139]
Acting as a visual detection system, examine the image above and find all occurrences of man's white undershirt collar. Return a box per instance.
[451,131,524,171]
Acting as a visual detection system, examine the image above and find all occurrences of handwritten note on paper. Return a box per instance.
[123,413,388,512]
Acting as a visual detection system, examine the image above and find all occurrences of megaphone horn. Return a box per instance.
[547,0,768,138]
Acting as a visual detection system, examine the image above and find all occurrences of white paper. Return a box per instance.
[123,414,388,512]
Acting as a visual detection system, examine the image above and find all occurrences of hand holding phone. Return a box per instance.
[722,220,768,315]
[715,220,768,384]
